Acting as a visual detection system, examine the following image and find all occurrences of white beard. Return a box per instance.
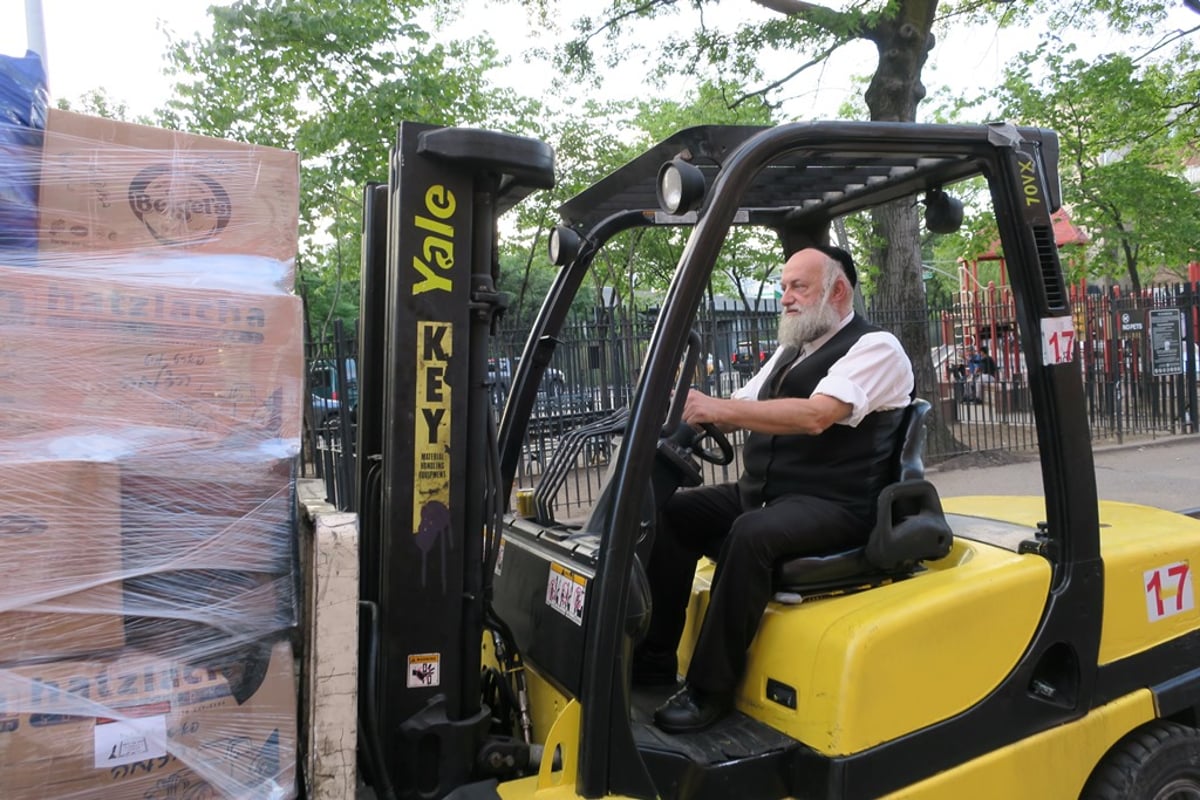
[778,299,841,349]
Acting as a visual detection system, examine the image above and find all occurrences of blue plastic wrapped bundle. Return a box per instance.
[0,50,48,258]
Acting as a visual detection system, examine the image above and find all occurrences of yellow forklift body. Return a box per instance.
[1094,501,1200,664]
[716,534,1052,755]
[884,688,1156,799]
[941,496,1200,664]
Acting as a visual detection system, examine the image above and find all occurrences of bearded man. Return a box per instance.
[633,245,915,733]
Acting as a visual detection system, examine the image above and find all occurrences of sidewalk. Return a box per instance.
[927,433,1200,513]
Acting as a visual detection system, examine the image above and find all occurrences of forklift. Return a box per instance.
[353,121,1200,799]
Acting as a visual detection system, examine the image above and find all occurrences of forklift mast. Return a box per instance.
[355,122,554,798]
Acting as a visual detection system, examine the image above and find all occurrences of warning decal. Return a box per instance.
[407,653,441,688]
[546,562,587,626]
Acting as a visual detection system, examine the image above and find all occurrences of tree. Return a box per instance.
[502,79,781,325]
[159,0,541,336]
[989,39,1200,290]
[518,0,1188,451]
[633,84,784,309]
[520,0,970,416]
[53,89,134,122]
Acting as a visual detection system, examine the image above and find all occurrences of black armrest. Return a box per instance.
[865,479,953,571]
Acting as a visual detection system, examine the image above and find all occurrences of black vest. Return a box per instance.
[737,315,906,521]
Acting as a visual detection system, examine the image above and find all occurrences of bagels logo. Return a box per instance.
[128,165,233,246]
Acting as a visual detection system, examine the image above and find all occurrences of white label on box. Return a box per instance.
[94,714,168,768]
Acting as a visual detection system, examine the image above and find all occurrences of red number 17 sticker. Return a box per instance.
[1041,316,1076,365]
[1145,562,1194,621]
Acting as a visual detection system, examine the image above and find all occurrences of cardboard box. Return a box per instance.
[120,450,296,575]
[0,639,298,799]
[0,459,126,664]
[38,109,299,278]
[123,570,297,659]
[0,266,304,440]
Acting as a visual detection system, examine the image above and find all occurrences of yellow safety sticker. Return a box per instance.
[413,320,452,536]
[546,562,587,626]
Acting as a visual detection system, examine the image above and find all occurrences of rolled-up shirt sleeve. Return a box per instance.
[813,332,914,427]
[732,350,785,401]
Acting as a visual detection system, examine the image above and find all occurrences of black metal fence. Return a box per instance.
[305,282,1200,516]
[304,319,358,511]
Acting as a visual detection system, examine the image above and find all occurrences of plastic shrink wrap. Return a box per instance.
[0,49,46,258]
[0,103,303,799]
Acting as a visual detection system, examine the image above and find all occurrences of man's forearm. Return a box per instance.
[693,395,850,436]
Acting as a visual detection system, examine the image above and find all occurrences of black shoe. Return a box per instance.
[653,684,734,733]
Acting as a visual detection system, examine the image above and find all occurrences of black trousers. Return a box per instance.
[642,482,867,693]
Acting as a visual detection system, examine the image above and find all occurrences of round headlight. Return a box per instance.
[547,225,581,266]
[656,158,706,215]
[659,165,684,214]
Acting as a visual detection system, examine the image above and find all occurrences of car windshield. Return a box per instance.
[310,359,357,403]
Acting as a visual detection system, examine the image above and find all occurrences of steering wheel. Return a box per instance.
[690,422,734,466]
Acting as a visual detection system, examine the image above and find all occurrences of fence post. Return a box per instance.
[1184,282,1199,434]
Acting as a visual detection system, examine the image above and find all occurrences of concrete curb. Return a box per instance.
[1090,432,1200,455]
[926,432,1200,476]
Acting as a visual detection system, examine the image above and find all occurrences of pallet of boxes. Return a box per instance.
[0,108,303,799]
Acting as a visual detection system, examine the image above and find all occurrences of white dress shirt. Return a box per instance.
[732,311,914,427]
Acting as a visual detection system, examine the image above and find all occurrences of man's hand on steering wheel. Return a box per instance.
[678,390,734,466]
[681,388,728,429]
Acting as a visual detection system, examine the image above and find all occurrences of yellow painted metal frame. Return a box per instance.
[487,494,1200,796]
[1093,501,1200,664]
[884,689,1156,799]
[735,534,1052,754]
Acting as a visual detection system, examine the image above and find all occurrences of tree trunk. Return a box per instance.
[1121,237,1142,293]
[864,0,965,456]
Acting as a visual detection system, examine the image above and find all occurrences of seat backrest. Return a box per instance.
[894,398,932,483]
[865,398,951,571]
[771,397,947,592]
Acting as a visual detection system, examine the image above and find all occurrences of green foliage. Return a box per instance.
[553,0,870,107]
[624,83,782,307]
[53,90,136,122]
[501,78,784,318]
[158,0,540,332]
[988,39,1200,288]
[139,0,1197,344]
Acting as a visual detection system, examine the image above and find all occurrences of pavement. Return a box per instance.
[926,433,1200,514]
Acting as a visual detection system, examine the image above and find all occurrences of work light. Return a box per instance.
[656,158,706,215]
[548,225,582,266]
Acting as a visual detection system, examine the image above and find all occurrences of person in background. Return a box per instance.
[962,346,980,402]
[966,345,997,403]
[632,245,915,733]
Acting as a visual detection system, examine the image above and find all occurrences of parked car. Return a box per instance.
[730,339,777,374]
[310,358,358,426]
[488,357,567,404]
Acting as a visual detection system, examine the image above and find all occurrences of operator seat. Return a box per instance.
[773,398,953,597]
